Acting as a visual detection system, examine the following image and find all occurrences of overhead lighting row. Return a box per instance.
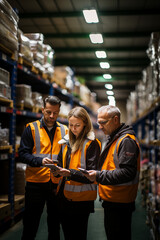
[83,9,115,104]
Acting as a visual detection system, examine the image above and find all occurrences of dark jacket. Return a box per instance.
[96,123,139,209]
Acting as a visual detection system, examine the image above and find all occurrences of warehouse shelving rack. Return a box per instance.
[0,50,17,228]
[132,101,160,239]
[0,48,98,229]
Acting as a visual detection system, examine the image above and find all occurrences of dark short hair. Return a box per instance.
[43,96,61,108]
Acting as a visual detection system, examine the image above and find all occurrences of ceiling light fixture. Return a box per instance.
[108,96,116,106]
[103,74,112,79]
[95,51,107,58]
[82,9,99,23]
[100,62,110,69]
[106,90,114,95]
[105,83,113,89]
[89,34,103,44]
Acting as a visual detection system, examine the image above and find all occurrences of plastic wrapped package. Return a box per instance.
[32,92,43,108]
[147,32,160,62]
[15,163,26,195]
[136,80,146,116]
[0,67,10,85]
[0,9,17,36]
[43,44,54,66]
[16,84,33,108]
[24,33,44,42]
[79,84,91,107]
[33,51,44,65]
[0,0,18,51]
[0,81,11,99]
[0,0,19,26]
[59,101,71,118]
[43,44,54,77]
[18,29,33,63]
[0,125,9,146]
[23,34,45,71]
[52,66,68,87]
[145,66,155,106]
[0,21,18,51]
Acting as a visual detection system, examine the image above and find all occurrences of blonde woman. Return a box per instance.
[54,106,101,240]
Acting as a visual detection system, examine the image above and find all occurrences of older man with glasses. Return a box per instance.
[84,105,140,240]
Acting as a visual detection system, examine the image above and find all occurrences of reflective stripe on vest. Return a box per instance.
[63,139,98,201]
[32,121,65,160]
[98,134,140,203]
[26,121,67,182]
[113,134,139,186]
[80,139,89,169]
[64,183,97,192]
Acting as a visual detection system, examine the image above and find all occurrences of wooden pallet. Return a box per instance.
[18,56,33,68]
[0,203,11,221]
[0,195,25,211]
[32,106,42,113]
[0,43,17,61]
[0,145,12,153]
[0,97,13,108]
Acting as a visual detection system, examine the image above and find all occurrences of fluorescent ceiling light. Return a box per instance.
[95,51,107,58]
[83,9,99,23]
[100,62,110,69]
[103,74,112,79]
[108,96,115,100]
[108,96,116,106]
[89,34,103,44]
[105,84,113,90]
[106,90,114,95]
[109,99,116,106]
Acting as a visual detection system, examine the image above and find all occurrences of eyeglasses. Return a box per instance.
[97,115,116,126]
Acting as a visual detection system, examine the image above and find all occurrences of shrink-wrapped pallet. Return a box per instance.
[0,0,18,52]
[18,29,33,63]
[16,84,33,108]
[0,67,10,86]
[32,92,43,108]
[24,33,45,71]
[0,81,11,99]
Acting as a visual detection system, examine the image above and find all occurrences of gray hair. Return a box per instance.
[98,105,121,118]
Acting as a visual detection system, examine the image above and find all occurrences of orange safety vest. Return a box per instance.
[59,139,101,201]
[25,120,68,183]
[99,134,140,203]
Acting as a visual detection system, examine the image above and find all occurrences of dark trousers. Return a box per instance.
[103,203,133,240]
[60,212,90,240]
[21,181,60,240]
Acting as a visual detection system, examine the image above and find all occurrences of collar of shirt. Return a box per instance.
[40,117,58,130]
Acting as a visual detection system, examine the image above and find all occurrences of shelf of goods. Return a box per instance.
[129,31,160,240]
[0,50,98,228]
[0,1,99,229]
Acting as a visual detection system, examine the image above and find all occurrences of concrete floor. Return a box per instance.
[0,191,150,240]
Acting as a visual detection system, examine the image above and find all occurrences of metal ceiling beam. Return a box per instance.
[19,9,160,19]
[87,85,135,90]
[54,57,149,67]
[81,76,141,82]
[54,46,147,52]
[44,32,151,38]
[74,72,142,81]
[76,72,141,77]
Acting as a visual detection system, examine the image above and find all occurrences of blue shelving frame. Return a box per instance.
[0,51,17,223]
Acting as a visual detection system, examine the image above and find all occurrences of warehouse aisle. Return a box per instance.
[0,191,150,240]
